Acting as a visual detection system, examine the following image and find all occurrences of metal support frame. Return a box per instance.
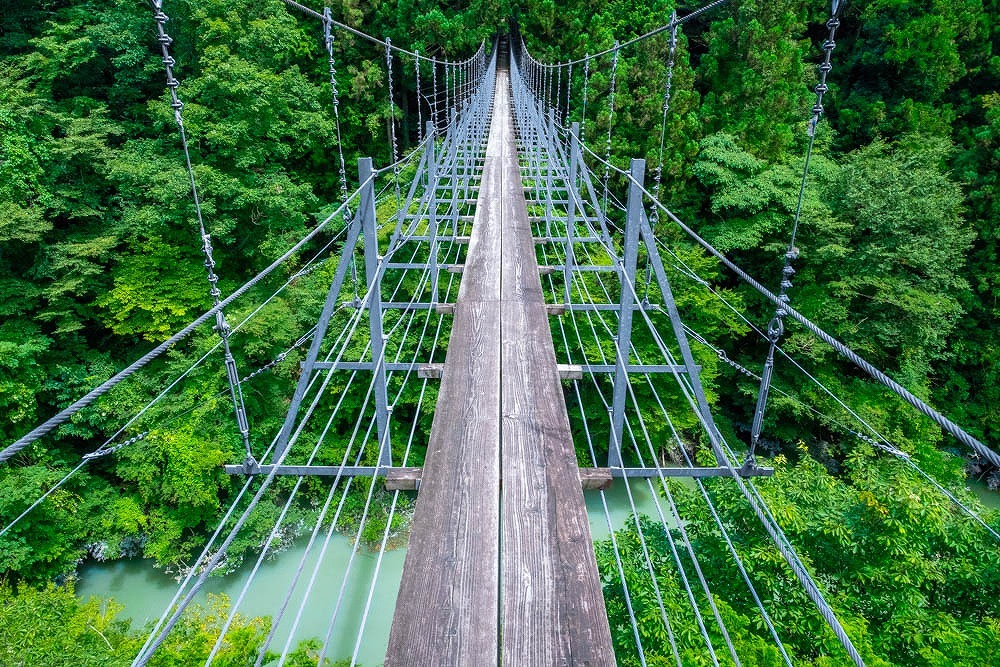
[507,54,768,478]
[638,205,737,468]
[384,261,615,272]
[530,53,754,476]
[564,122,580,306]
[386,233,602,244]
[544,108,557,239]
[608,159,645,468]
[227,44,499,477]
[267,202,364,466]
[426,120,441,306]
[224,464,772,479]
[604,466,772,478]
[308,360,693,375]
[234,43,771,484]
[254,158,394,470]
[449,108,460,238]
[359,157,393,467]
[357,301,648,313]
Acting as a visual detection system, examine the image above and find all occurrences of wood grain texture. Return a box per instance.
[384,467,424,491]
[383,70,504,667]
[578,469,615,491]
[498,71,616,666]
[417,363,445,379]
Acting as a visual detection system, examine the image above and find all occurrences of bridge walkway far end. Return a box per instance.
[384,39,616,667]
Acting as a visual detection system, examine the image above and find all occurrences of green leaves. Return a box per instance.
[96,241,208,341]
[0,323,51,441]
[597,452,1000,665]
[825,136,972,373]
[0,583,320,667]
[0,582,133,666]
[0,463,110,583]
[698,0,811,160]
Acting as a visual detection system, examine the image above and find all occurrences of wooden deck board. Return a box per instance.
[497,70,615,666]
[383,70,504,667]
[386,64,613,667]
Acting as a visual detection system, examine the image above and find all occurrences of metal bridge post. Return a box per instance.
[426,120,441,305]
[449,108,460,238]
[460,105,473,221]
[545,108,557,239]
[359,157,392,467]
[564,122,581,307]
[609,158,645,468]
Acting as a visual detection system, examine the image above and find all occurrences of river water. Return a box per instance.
[76,480,668,665]
[968,478,1000,510]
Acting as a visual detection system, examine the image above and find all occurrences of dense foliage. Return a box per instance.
[0,583,338,665]
[1,0,999,664]
[597,449,1000,665]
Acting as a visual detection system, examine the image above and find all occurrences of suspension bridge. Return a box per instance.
[2,1,998,665]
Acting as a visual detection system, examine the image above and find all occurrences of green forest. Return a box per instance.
[1,0,999,664]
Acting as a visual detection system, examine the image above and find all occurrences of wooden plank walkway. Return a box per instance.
[383,68,504,666]
[497,69,615,666]
[385,64,613,667]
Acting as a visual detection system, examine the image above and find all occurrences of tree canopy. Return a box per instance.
[1,0,999,665]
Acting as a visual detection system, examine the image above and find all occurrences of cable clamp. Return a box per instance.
[767,316,785,339]
[242,455,260,475]
[738,457,765,477]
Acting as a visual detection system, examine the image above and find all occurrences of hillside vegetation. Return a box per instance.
[1,0,998,664]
